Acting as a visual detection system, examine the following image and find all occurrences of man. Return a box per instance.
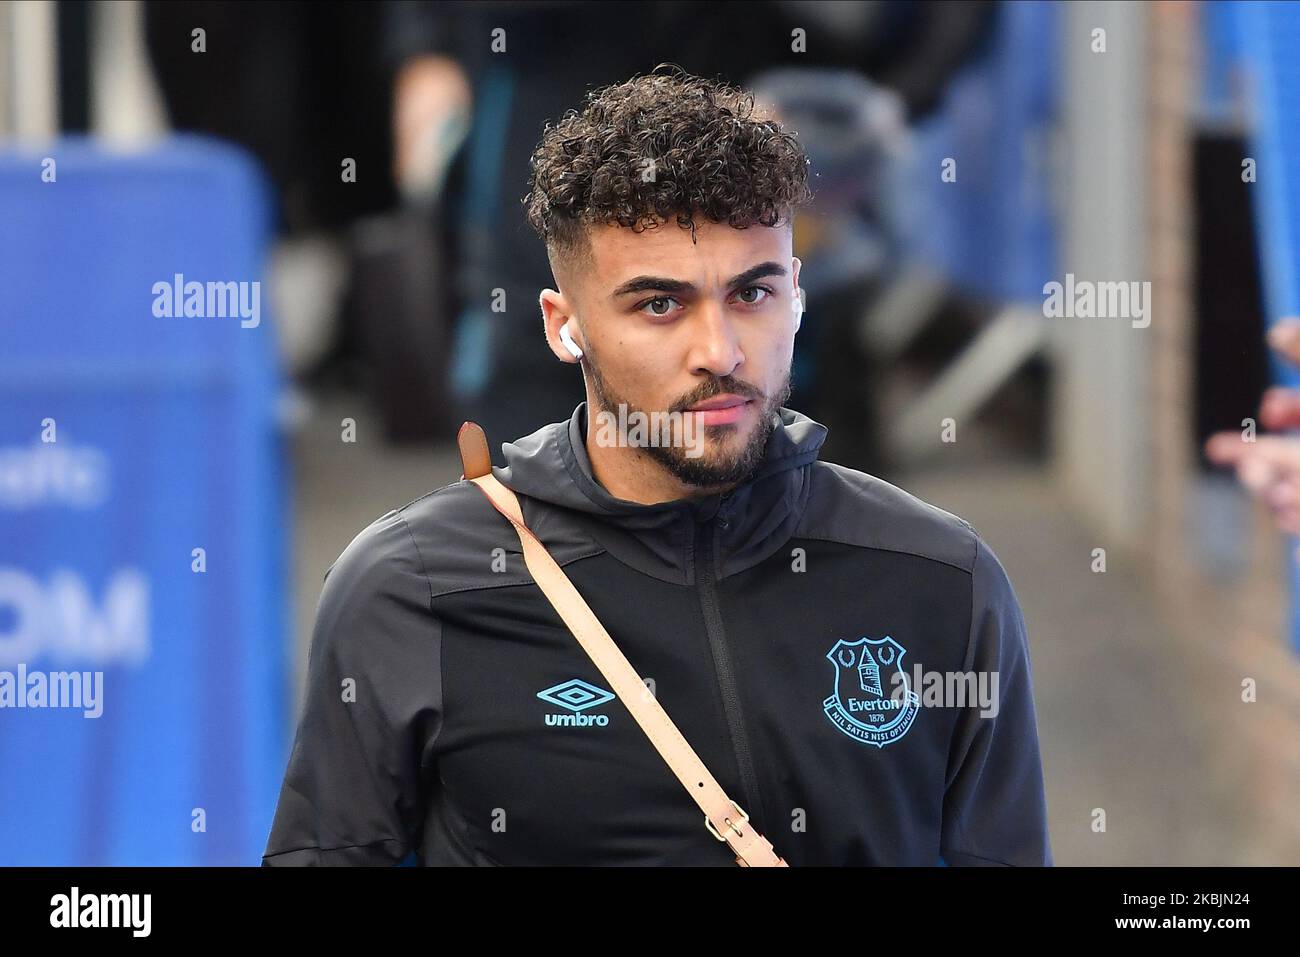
[262,69,1052,866]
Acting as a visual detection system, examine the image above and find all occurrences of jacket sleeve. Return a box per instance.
[940,537,1052,866]
[262,511,442,866]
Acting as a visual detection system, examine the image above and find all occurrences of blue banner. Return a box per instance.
[0,136,290,864]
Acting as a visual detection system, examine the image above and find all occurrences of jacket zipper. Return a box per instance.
[694,514,769,835]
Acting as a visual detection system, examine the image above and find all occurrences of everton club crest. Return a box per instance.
[822,636,919,747]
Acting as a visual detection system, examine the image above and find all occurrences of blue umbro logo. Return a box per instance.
[537,678,614,727]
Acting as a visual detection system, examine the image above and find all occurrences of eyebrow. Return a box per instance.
[609,261,788,299]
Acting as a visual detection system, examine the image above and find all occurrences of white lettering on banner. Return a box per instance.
[0,441,109,509]
[0,568,150,667]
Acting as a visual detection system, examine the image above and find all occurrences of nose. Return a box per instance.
[687,304,744,378]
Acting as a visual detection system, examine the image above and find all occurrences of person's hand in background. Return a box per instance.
[1207,317,1300,534]
[392,55,472,205]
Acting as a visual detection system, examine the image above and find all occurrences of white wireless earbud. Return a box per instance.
[793,287,804,333]
[559,320,584,360]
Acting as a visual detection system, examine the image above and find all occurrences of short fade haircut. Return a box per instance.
[523,64,814,284]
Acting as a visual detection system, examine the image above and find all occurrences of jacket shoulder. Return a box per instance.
[796,461,981,574]
[389,479,604,599]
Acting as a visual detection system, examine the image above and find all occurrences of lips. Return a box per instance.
[685,395,754,426]
[687,394,751,411]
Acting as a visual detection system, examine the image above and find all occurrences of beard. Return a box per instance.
[585,343,793,491]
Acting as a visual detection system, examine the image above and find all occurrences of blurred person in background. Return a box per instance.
[144,1,398,381]
[1207,318,1300,537]
[145,0,464,441]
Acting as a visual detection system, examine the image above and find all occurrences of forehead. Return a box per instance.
[586,218,792,293]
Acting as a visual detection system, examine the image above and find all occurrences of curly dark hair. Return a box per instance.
[523,65,814,278]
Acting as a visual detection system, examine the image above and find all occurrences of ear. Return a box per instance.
[791,257,803,332]
[541,289,583,364]
[791,257,804,333]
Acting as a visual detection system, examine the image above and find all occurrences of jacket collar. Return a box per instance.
[495,402,828,584]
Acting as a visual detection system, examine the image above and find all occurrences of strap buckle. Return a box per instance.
[705,799,750,842]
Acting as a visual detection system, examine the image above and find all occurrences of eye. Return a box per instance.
[637,296,680,318]
[735,285,773,306]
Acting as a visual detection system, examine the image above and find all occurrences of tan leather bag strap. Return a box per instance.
[457,422,787,867]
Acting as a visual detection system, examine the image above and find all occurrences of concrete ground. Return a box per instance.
[289,391,1300,865]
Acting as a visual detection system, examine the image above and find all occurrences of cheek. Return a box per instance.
[602,343,674,397]
[746,325,794,381]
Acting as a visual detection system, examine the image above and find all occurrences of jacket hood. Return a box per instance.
[493,402,829,584]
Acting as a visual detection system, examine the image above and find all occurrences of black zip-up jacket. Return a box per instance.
[262,403,1052,866]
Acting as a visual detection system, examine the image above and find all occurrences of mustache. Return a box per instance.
[670,377,765,413]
